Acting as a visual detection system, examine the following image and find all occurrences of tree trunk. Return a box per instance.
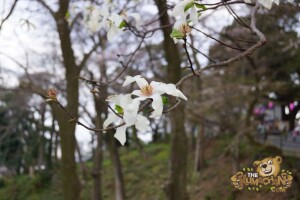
[38,104,46,171]
[76,140,88,182]
[54,130,59,163]
[107,134,126,200]
[92,131,103,200]
[46,117,55,170]
[195,123,205,172]
[154,1,188,199]
[54,1,81,199]
[92,90,106,200]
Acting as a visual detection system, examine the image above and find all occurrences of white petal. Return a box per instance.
[132,90,143,97]
[150,81,166,95]
[123,99,140,126]
[103,112,119,128]
[135,95,149,101]
[99,7,109,18]
[110,13,124,27]
[87,9,101,32]
[174,19,186,30]
[122,75,148,89]
[135,76,149,89]
[107,25,120,42]
[120,94,133,107]
[173,37,178,44]
[106,94,121,104]
[244,0,252,3]
[114,125,127,145]
[135,114,149,131]
[171,3,184,17]
[189,7,198,25]
[123,75,137,87]
[163,84,188,100]
[171,0,191,18]
[149,93,163,118]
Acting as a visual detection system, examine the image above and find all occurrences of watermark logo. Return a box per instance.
[231,156,293,192]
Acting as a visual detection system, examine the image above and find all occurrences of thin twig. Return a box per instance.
[0,0,18,32]
[183,38,199,76]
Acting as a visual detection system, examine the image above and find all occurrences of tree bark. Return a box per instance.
[107,134,126,200]
[195,123,205,172]
[54,1,81,199]
[38,104,46,171]
[46,117,55,170]
[92,87,106,200]
[91,131,103,200]
[76,140,88,182]
[154,1,188,199]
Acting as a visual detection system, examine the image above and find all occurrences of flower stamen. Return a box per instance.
[141,84,153,96]
[179,24,191,37]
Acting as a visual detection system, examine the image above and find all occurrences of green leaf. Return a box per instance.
[184,2,194,12]
[162,96,169,105]
[170,29,183,39]
[65,11,71,19]
[118,21,127,28]
[195,3,207,10]
[115,105,124,114]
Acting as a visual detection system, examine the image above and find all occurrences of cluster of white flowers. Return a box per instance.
[244,0,294,9]
[104,75,187,145]
[170,0,295,43]
[82,1,141,41]
[170,0,206,43]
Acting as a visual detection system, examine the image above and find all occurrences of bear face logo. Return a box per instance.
[253,156,282,177]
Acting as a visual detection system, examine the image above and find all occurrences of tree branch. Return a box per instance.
[0,0,18,32]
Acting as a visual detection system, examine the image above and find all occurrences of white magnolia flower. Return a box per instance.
[83,4,141,41]
[171,0,198,25]
[244,0,252,3]
[172,19,192,43]
[103,94,149,145]
[84,6,109,32]
[122,75,188,118]
[258,0,279,9]
[107,13,124,41]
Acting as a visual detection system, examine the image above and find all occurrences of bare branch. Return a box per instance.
[36,0,56,17]
[0,0,18,32]
[176,2,266,87]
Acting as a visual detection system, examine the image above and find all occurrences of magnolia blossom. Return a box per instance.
[84,7,109,32]
[84,7,141,41]
[122,75,187,118]
[103,94,149,145]
[107,12,141,41]
[106,13,124,41]
[172,19,192,43]
[171,0,198,25]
